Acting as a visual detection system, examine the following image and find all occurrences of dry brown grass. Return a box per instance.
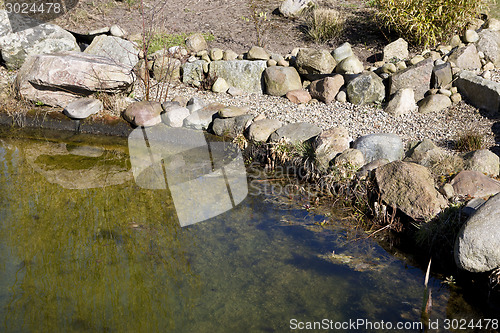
[306,8,345,42]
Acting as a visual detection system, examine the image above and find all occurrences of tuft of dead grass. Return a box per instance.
[306,8,345,43]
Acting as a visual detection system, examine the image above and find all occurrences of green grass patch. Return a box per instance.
[136,32,215,54]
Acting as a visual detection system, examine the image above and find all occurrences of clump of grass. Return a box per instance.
[135,32,215,54]
[455,131,485,152]
[306,8,345,42]
[373,0,490,47]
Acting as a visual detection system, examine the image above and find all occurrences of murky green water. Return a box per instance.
[0,129,496,332]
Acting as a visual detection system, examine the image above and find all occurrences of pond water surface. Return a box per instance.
[0,128,496,332]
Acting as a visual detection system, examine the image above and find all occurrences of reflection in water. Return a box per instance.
[0,134,497,332]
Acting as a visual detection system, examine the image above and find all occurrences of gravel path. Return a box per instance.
[139,80,499,151]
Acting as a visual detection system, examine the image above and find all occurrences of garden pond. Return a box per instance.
[0,127,497,332]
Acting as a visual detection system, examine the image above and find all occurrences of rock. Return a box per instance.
[383,38,409,62]
[161,105,190,128]
[269,122,322,144]
[228,87,244,96]
[332,42,353,63]
[336,56,364,74]
[263,66,302,96]
[380,63,397,74]
[218,106,249,118]
[463,29,479,43]
[183,103,225,130]
[212,77,230,93]
[389,58,434,101]
[314,127,350,169]
[279,0,312,17]
[63,98,103,119]
[248,119,283,142]
[417,94,452,114]
[152,55,181,81]
[185,33,207,52]
[384,88,417,116]
[83,35,139,70]
[295,48,336,78]
[0,11,80,69]
[15,52,135,107]
[356,159,390,179]
[451,170,500,198]
[376,161,448,220]
[450,34,463,48]
[186,97,206,113]
[309,75,344,103]
[267,59,278,67]
[209,48,223,61]
[486,18,500,31]
[336,90,347,102]
[455,193,500,272]
[450,93,462,104]
[110,24,126,38]
[223,49,238,61]
[182,60,204,87]
[212,114,253,138]
[123,101,163,127]
[346,72,385,105]
[431,62,452,89]
[286,89,311,104]
[247,46,270,60]
[353,133,404,164]
[410,55,425,65]
[404,138,444,166]
[463,149,500,177]
[334,148,365,170]
[448,44,481,70]
[454,70,500,114]
[209,60,267,94]
[476,29,500,67]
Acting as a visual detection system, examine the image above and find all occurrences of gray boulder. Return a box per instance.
[463,149,500,177]
[417,94,452,114]
[183,103,225,130]
[455,193,500,272]
[247,46,270,60]
[248,119,283,142]
[451,170,500,198]
[431,62,452,89]
[63,98,103,119]
[212,115,253,138]
[454,70,500,114]
[309,75,344,103]
[286,89,311,104]
[404,138,445,166]
[376,161,448,220]
[334,148,365,170]
[353,133,404,164]
[384,88,417,116]
[186,97,206,113]
[209,60,267,94]
[346,72,385,105]
[314,127,350,170]
[161,105,190,128]
[182,60,205,87]
[448,44,481,71]
[383,38,409,62]
[332,42,353,63]
[83,35,139,69]
[295,48,336,77]
[389,58,434,101]
[0,11,79,69]
[123,101,163,127]
[152,54,182,81]
[263,66,302,96]
[185,33,207,52]
[476,29,500,67]
[335,56,364,74]
[218,106,249,118]
[269,122,322,144]
[279,0,312,17]
[15,52,135,107]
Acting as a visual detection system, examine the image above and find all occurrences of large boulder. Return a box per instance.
[353,133,404,164]
[182,60,205,87]
[295,48,336,78]
[185,33,208,52]
[0,11,80,69]
[335,56,364,74]
[332,42,353,63]
[383,38,409,62]
[83,35,139,69]
[309,75,344,103]
[279,0,313,17]
[151,53,182,81]
[404,138,445,167]
[463,149,500,177]
[123,101,163,127]
[209,60,267,94]
[269,122,322,144]
[384,88,417,116]
[314,127,350,170]
[389,58,434,101]
[454,70,500,114]
[431,62,453,89]
[63,97,103,119]
[450,170,500,198]
[346,72,385,105]
[161,104,190,128]
[476,29,500,67]
[247,46,270,60]
[248,119,283,142]
[448,44,481,71]
[263,66,302,96]
[455,193,500,272]
[15,52,135,107]
[183,103,225,130]
[212,115,253,138]
[417,94,452,114]
[375,161,448,221]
